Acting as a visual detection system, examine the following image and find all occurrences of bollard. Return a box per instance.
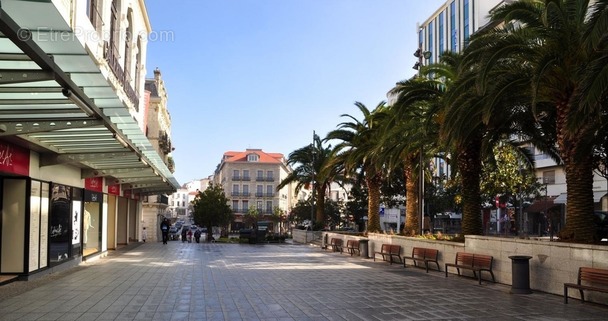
[359,239,369,259]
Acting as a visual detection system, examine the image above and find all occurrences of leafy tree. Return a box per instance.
[344,181,368,231]
[191,183,233,241]
[243,206,261,229]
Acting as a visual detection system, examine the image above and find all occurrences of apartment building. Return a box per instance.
[0,0,178,279]
[214,149,295,231]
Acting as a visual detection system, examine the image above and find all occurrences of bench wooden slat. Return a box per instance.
[445,252,495,284]
[345,240,360,256]
[373,244,402,264]
[564,267,608,303]
[403,247,440,273]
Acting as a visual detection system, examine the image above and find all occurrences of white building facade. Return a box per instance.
[0,0,178,279]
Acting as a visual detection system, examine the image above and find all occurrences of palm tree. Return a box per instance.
[277,134,343,226]
[386,76,444,235]
[477,0,608,242]
[326,101,388,233]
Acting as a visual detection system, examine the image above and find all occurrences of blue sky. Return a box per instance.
[145,0,446,185]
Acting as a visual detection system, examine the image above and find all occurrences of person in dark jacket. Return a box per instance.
[160,218,170,245]
[181,226,188,243]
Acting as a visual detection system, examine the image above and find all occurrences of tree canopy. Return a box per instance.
[191,183,233,240]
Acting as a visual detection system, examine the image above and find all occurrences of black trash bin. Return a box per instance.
[509,255,533,294]
[359,239,369,259]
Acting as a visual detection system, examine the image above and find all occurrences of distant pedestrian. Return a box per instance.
[160,218,170,245]
[181,227,187,243]
[142,227,147,243]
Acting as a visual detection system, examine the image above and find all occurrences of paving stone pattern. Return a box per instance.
[0,242,606,321]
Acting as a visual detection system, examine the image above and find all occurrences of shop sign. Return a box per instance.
[0,140,30,175]
[108,184,120,195]
[84,177,103,192]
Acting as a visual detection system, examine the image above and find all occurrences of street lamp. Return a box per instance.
[414,47,431,234]
[310,130,316,231]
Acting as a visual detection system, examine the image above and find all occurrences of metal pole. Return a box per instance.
[311,130,315,231]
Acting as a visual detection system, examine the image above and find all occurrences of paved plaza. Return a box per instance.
[0,241,606,321]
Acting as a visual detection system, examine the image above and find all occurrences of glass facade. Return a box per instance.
[450,1,457,52]
[83,191,102,257]
[464,0,470,42]
[439,12,444,54]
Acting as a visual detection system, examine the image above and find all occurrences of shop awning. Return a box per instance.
[524,197,560,213]
[552,192,606,205]
[554,193,567,204]
[0,1,178,194]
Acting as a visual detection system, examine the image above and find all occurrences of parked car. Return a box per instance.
[169,226,180,240]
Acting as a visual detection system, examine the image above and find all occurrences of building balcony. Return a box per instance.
[241,192,250,197]
[242,176,251,181]
[255,192,264,197]
[232,176,241,181]
[231,192,241,196]
[265,177,274,182]
[103,41,139,110]
[256,177,265,181]
[158,131,172,154]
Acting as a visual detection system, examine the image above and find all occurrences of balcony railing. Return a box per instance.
[158,131,172,154]
[242,176,251,181]
[104,41,140,110]
[232,176,241,181]
[231,192,240,196]
[265,177,274,182]
[241,192,250,197]
[256,177,265,181]
[255,192,264,197]
[265,192,274,197]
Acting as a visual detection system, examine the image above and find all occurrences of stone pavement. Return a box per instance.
[0,241,606,321]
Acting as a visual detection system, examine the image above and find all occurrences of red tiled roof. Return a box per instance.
[223,149,283,164]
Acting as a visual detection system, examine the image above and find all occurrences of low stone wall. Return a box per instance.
[292,229,322,244]
[316,232,608,304]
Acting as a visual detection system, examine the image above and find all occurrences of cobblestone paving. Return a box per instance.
[0,241,606,320]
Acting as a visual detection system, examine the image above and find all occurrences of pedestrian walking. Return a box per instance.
[160,218,170,244]
[142,227,147,242]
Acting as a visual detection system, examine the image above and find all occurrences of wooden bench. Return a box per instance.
[445,252,495,284]
[344,240,360,256]
[326,238,343,253]
[403,247,440,273]
[373,244,402,264]
[564,267,608,304]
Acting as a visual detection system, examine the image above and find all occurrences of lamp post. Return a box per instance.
[413,47,431,234]
[310,130,316,231]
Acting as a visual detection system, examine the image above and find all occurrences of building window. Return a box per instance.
[266,201,273,213]
[543,171,555,185]
[243,170,250,180]
[266,170,273,181]
[439,12,445,54]
[257,201,263,210]
[87,0,102,30]
[428,21,434,63]
[233,169,239,180]
[109,0,120,58]
[124,9,133,85]
[257,170,264,180]
[243,184,249,196]
[256,185,263,197]
[243,200,249,212]
[232,185,239,196]
[463,0,470,43]
[247,154,259,162]
[450,1,457,52]
[266,185,273,197]
[232,200,239,212]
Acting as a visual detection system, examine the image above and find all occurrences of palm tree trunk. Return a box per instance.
[458,138,483,235]
[404,154,419,235]
[366,174,382,232]
[315,185,326,226]
[556,103,596,242]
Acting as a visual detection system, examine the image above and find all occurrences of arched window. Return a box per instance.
[135,36,142,93]
[124,8,134,84]
[109,0,122,63]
